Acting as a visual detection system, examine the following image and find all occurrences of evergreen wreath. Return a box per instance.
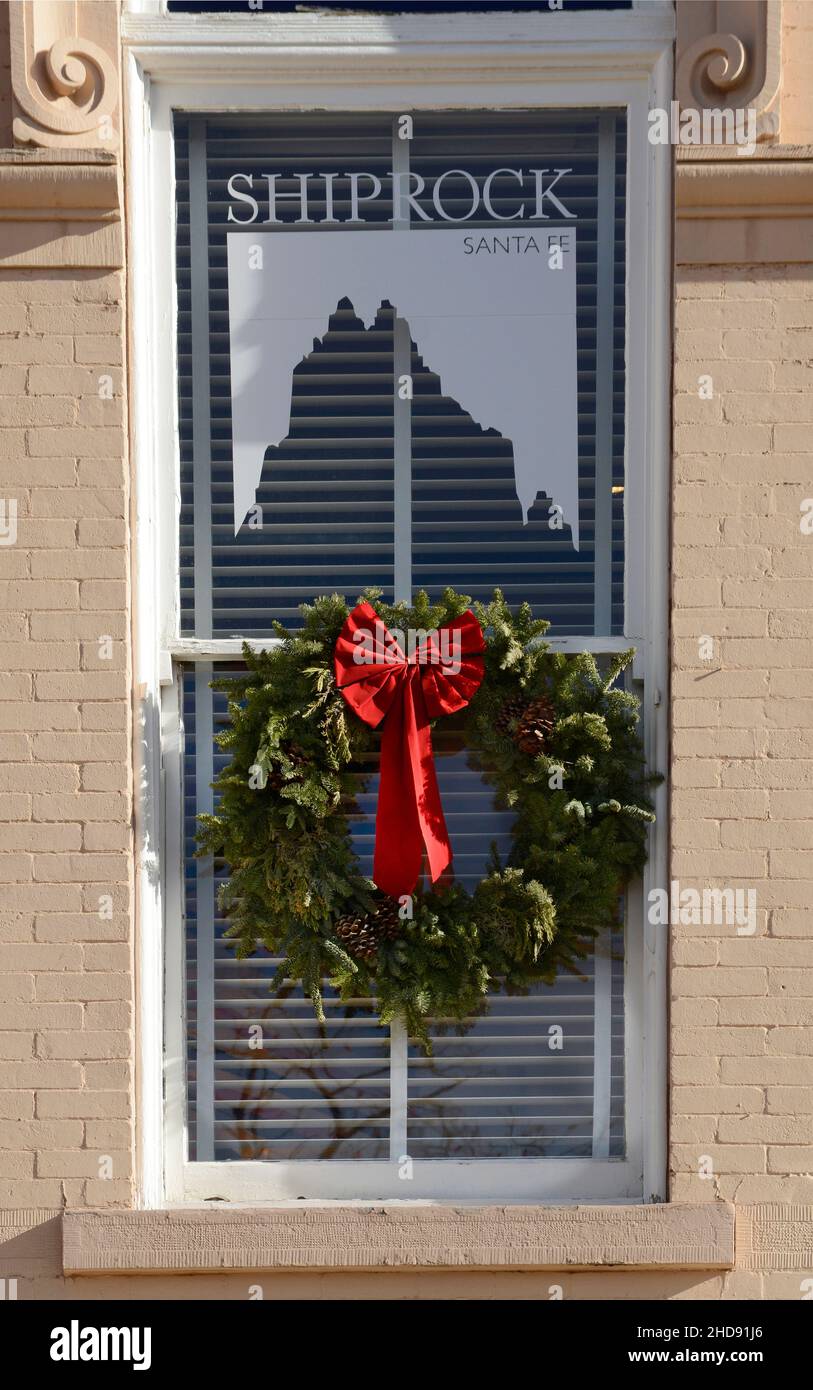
[197,588,657,1048]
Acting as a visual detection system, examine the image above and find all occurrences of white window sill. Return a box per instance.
[63,1202,734,1276]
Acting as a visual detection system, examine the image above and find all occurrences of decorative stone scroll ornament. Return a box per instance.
[9,0,120,151]
[675,0,782,144]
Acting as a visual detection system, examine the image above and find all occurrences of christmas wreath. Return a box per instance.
[197,588,657,1047]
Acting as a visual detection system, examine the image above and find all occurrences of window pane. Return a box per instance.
[183,669,391,1161]
[175,115,396,635]
[175,109,626,636]
[183,673,626,1163]
[407,113,625,632]
[406,933,625,1160]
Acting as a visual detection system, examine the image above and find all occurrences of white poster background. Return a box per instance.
[227,228,579,547]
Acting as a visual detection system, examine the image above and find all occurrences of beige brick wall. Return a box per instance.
[670,264,813,1234]
[0,267,134,1211]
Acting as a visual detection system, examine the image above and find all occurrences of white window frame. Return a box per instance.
[124,1,673,1208]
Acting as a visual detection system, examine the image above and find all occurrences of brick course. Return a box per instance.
[670,264,813,1207]
[0,268,133,1211]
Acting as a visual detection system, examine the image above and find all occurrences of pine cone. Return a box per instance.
[494,694,528,737]
[266,743,307,792]
[515,696,556,757]
[334,897,402,962]
[335,912,379,961]
[370,895,402,943]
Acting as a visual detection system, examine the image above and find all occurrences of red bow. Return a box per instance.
[334,602,486,898]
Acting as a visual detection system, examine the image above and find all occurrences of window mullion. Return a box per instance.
[190,116,216,1161]
[189,117,214,640]
[389,1020,409,1164]
[593,110,617,635]
[590,927,614,1159]
[389,117,412,1157]
[193,662,216,1161]
[392,116,412,606]
[393,316,413,607]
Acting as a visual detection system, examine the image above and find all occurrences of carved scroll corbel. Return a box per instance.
[675,0,782,145]
[676,31,749,110]
[10,0,120,151]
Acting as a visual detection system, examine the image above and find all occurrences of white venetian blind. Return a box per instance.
[174,110,626,637]
[176,108,627,1165]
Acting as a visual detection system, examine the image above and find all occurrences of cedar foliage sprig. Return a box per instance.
[197,588,658,1049]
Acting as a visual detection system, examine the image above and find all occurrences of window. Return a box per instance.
[129,8,671,1205]
[166,106,647,1200]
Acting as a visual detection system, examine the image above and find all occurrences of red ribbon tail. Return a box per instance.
[335,604,485,899]
[373,674,452,898]
[414,724,453,887]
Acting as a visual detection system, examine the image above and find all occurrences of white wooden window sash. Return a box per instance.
[124,6,673,1206]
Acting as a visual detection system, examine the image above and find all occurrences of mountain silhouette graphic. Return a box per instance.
[226,228,580,545]
[224,296,582,629]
